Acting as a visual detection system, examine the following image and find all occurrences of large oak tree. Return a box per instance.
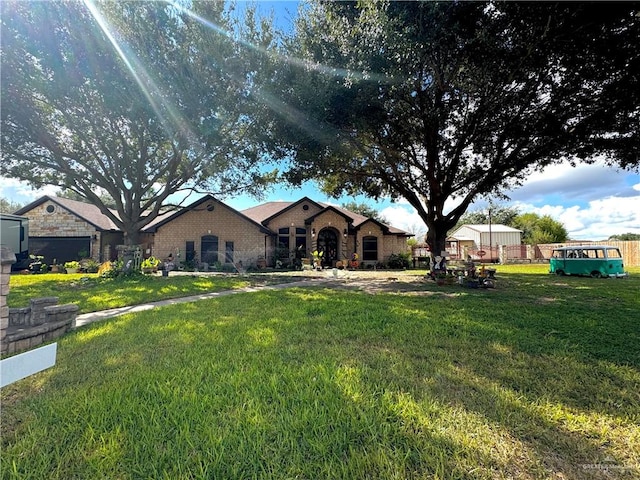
[1,0,275,244]
[262,1,639,256]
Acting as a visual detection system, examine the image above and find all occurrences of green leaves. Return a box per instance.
[1,0,277,242]
[260,1,639,256]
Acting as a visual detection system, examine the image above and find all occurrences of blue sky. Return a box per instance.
[2,1,639,240]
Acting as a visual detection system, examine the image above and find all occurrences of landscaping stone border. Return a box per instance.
[1,247,79,356]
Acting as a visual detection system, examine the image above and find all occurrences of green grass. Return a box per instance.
[6,272,302,313]
[2,269,639,479]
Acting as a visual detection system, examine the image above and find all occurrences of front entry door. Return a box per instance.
[317,229,338,267]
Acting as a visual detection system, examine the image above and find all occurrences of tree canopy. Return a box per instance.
[1,0,276,244]
[454,205,520,231]
[341,201,388,224]
[261,1,639,255]
[0,197,24,214]
[511,213,568,244]
[608,233,640,241]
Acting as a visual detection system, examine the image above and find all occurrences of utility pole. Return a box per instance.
[488,203,493,262]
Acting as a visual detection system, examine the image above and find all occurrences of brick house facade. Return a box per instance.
[143,196,272,268]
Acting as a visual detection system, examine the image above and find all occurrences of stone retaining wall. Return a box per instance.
[3,298,79,356]
[0,246,12,354]
[1,246,79,356]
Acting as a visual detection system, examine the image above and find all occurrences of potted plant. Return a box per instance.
[28,254,44,273]
[141,256,160,274]
[311,250,323,270]
[49,258,61,273]
[85,260,100,273]
[64,260,80,274]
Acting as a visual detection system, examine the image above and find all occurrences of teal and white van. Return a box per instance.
[549,246,628,278]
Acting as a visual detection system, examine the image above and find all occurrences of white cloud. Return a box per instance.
[380,205,427,236]
[505,160,640,240]
[0,177,58,204]
[507,161,639,203]
[516,195,640,240]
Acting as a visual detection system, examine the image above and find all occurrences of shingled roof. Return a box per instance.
[241,198,411,236]
[142,194,272,234]
[15,195,120,231]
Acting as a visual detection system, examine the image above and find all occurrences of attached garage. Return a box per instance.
[14,196,122,264]
[29,236,91,264]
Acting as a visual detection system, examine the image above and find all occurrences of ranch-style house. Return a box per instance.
[15,195,412,269]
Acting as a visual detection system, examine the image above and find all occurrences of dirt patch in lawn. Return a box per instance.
[264,270,466,296]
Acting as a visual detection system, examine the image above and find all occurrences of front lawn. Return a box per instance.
[6,272,305,313]
[2,269,638,479]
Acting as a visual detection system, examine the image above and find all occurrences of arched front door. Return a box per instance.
[317,228,338,267]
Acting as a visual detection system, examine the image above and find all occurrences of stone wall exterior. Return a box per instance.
[306,210,351,263]
[264,201,323,263]
[383,235,410,262]
[24,201,101,261]
[265,204,410,267]
[1,246,78,356]
[357,220,385,265]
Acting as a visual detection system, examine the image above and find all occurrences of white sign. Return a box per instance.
[0,343,57,388]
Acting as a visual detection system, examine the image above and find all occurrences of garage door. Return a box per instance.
[29,237,91,264]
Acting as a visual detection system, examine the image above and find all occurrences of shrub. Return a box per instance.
[84,260,100,273]
[141,256,160,270]
[387,253,411,269]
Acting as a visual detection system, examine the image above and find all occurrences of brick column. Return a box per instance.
[1,246,16,356]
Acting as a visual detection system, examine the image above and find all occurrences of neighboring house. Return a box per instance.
[14,196,123,264]
[447,224,522,261]
[14,195,411,268]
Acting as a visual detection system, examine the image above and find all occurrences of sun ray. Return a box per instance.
[82,0,197,144]
[167,0,392,84]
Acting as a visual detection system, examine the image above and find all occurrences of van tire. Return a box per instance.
[555,270,565,276]
[590,271,604,278]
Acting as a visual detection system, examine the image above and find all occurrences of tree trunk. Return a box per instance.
[123,227,140,247]
[426,228,447,261]
[425,216,455,271]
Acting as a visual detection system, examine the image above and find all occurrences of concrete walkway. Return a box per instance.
[74,278,332,328]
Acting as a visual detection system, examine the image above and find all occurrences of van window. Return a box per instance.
[606,249,622,258]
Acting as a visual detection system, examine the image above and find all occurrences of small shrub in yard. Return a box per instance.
[63,260,80,271]
[387,252,411,269]
[84,260,100,273]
